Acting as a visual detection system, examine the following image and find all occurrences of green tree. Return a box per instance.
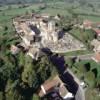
[31,9,35,13]
[85,71,96,87]
[32,94,40,100]
[4,26,8,31]
[7,5,12,10]
[79,0,87,6]
[0,92,3,100]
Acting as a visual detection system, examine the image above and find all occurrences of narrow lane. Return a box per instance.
[64,53,94,60]
[49,54,85,100]
[41,48,85,100]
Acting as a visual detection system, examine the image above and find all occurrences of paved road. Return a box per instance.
[65,53,94,60]
[42,48,85,100]
[75,86,85,100]
[66,69,85,100]
[49,55,85,100]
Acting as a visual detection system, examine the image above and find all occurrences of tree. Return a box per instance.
[57,16,74,31]
[2,12,5,16]
[0,29,58,100]
[85,71,96,87]
[4,26,8,31]
[31,9,35,13]
[67,57,76,68]
[92,68,97,78]
[0,58,4,66]
[39,3,47,10]
[95,66,100,90]
[79,0,87,6]
[67,0,74,3]
[84,63,91,72]
[78,64,87,74]
[96,78,100,91]
[21,56,36,87]
[6,86,22,100]
[25,11,29,15]
[32,94,40,100]
[0,92,3,100]
[35,55,54,82]
[88,3,94,8]
[7,5,12,10]
[18,51,25,67]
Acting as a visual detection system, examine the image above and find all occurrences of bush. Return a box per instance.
[85,71,96,87]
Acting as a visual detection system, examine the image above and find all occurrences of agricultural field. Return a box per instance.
[0,1,100,36]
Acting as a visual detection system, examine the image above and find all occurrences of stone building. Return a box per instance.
[13,14,85,59]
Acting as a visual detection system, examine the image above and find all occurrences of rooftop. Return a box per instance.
[93,28,100,36]
[10,45,20,54]
[92,52,100,63]
[13,13,85,60]
[37,75,74,99]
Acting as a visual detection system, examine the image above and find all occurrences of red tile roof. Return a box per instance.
[38,76,67,97]
[10,45,19,54]
[93,28,100,35]
[83,20,93,27]
[93,52,100,63]
[94,22,100,26]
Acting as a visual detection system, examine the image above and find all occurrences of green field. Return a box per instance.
[0,1,100,36]
[81,15,100,22]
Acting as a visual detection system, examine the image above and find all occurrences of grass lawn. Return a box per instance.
[66,59,100,86]
[69,28,95,43]
[66,59,100,100]
[63,52,100,100]
[0,2,100,36]
[40,7,69,16]
[85,88,100,100]
[81,15,100,22]
[0,4,38,36]
[0,2,70,37]
[69,28,95,50]
[73,59,100,73]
